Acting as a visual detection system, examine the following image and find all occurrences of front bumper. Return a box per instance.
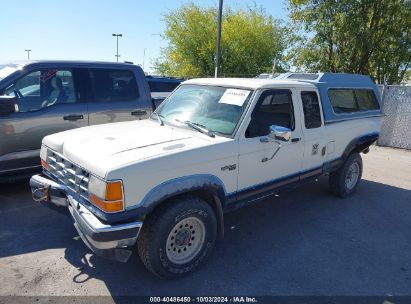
[30,174,142,262]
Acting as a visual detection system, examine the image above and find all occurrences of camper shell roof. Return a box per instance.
[277,72,382,124]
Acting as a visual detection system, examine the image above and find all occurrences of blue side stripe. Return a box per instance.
[227,164,323,197]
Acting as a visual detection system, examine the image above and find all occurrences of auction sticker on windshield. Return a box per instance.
[219,89,250,106]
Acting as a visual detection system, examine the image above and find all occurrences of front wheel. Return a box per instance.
[137,195,217,278]
[329,153,363,198]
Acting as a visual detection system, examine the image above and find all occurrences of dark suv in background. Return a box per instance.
[0,61,182,181]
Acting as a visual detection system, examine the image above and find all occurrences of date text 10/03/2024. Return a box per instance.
[149,297,258,303]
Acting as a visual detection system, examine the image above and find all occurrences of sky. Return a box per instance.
[0,0,288,73]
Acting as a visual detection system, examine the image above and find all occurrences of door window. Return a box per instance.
[301,91,322,129]
[245,89,294,138]
[89,69,139,102]
[4,69,76,112]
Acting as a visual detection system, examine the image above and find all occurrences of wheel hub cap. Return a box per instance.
[166,217,206,265]
[345,162,360,190]
[175,229,191,246]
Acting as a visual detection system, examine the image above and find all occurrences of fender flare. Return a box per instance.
[138,174,227,237]
[342,132,379,160]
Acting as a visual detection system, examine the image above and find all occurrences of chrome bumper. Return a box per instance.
[29,174,142,262]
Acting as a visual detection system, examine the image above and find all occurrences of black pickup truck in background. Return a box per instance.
[146,75,183,108]
[0,60,183,181]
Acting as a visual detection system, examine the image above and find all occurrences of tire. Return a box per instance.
[329,153,363,198]
[137,195,217,278]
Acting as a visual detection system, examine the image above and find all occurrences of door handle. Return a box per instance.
[291,137,301,143]
[131,110,147,116]
[63,115,84,121]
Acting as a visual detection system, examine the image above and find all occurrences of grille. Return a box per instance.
[47,150,90,200]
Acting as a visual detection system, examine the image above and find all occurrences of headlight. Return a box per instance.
[40,145,48,170]
[88,175,124,213]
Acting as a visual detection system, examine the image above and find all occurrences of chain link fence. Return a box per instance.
[378,85,411,150]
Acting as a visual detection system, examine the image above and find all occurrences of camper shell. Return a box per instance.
[276,72,383,123]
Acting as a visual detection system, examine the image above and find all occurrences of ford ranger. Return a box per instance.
[30,73,382,278]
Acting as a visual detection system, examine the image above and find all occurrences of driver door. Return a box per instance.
[0,68,88,174]
[237,88,304,201]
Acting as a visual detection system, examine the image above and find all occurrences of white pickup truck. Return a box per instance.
[30,73,382,278]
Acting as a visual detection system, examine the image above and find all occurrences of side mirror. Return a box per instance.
[260,125,292,163]
[268,125,291,142]
[0,96,17,115]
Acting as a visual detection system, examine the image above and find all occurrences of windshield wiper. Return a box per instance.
[175,119,215,138]
[153,112,165,126]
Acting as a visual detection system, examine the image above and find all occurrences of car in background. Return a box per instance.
[0,61,175,182]
[146,75,183,108]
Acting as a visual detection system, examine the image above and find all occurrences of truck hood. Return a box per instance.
[43,119,213,178]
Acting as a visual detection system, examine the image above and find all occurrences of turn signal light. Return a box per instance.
[89,194,124,213]
[88,179,124,213]
[105,181,123,201]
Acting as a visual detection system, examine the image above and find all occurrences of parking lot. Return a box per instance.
[0,146,410,296]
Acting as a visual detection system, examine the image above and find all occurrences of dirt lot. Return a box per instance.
[0,146,410,296]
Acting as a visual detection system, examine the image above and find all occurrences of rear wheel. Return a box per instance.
[137,195,217,278]
[329,153,363,198]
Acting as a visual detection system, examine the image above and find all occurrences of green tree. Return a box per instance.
[154,3,287,78]
[287,0,411,84]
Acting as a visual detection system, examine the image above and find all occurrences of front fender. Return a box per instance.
[75,174,228,225]
[137,174,227,213]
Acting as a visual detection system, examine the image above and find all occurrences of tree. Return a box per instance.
[154,3,288,78]
[287,0,411,84]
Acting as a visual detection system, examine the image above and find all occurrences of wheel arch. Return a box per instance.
[342,132,379,160]
[139,174,226,238]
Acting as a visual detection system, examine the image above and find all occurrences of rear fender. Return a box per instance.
[324,133,379,174]
[342,132,379,160]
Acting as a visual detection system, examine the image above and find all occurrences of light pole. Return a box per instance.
[142,48,146,71]
[25,49,31,60]
[214,0,223,78]
[112,34,123,62]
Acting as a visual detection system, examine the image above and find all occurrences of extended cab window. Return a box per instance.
[4,69,76,112]
[301,91,322,129]
[89,69,139,102]
[328,88,379,113]
[246,89,294,138]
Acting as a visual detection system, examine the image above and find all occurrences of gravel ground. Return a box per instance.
[0,146,410,296]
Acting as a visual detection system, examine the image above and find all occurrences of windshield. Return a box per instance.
[0,65,18,81]
[153,84,253,136]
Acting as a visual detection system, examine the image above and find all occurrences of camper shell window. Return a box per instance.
[328,88,380,114]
